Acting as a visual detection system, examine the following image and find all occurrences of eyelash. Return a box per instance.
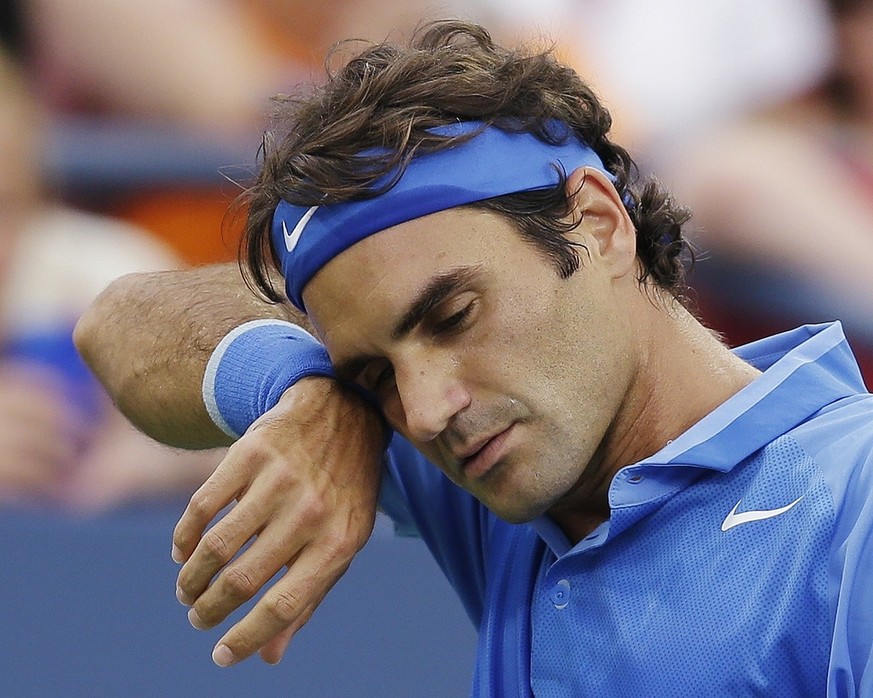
[372,365,395,391]
[432,301,475,336]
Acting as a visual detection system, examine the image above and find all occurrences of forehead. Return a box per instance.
[302,206,520,338]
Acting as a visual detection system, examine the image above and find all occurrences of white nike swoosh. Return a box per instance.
[283,205,319,253]
[721,496,804,532]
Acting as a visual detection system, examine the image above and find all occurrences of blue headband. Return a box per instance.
[272,120,615,311]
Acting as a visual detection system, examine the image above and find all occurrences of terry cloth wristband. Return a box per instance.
[202,319,334,439]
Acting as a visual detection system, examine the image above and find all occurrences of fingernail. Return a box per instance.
[171,545,184,563]
[176,585,191,606]
[213,644,235,667]
[188,607,207,630]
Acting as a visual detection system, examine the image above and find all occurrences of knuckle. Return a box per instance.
[221,565,259,601]
[264,588,304,626]
[176,569,194,595]
[171,528,188,550]
[270,467,301,492]
[191,601,216,627]
[296,492,327,526]
[321,529,358,559]
[201,529,232,564]
[226,438,258,464]
[187,489,215,521]
[226,624,259,658]
[233,432,281,464]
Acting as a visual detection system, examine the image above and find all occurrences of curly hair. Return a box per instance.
[239,20,692,303]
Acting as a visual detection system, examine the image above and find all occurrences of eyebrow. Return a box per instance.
[392,265,481,340]
[332,265,481,382]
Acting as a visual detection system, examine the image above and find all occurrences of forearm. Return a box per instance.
[74,262,306,449]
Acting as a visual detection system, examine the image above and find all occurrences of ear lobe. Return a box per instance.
[564,166,636,278]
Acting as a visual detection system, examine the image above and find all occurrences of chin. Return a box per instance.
[497,511,538,525]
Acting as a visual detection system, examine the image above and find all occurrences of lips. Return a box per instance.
[458,424,516,479]
[456,435,494,462]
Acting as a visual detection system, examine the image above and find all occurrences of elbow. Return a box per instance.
[72,292,101,371]
[73,272,143,397]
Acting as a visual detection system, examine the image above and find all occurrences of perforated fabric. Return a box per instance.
[530,438,831,697]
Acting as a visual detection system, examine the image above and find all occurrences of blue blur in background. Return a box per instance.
[0,505,477,697]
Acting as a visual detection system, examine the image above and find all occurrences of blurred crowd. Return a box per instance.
[0,0,870,512]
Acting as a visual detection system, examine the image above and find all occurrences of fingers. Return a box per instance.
[171,380,386,667]
[172,442,253,564]
[209,545,352,667]
[179,481,369,666]
[180,503,306,621]
[179,463,357,626]
[258,625,295,665]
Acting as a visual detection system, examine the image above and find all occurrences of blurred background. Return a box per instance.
[0,0,870,695]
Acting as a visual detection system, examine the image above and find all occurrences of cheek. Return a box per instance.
[488,283,631,416]
[478,289,579,378]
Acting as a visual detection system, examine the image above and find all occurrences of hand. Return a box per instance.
[0,363,87,503]
[172,377,385,666]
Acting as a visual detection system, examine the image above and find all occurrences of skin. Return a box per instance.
[75,263,385,666]
[306,167,761,541]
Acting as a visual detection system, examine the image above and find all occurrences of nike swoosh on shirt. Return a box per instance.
[720,496,804,532]
[283,205,320,253]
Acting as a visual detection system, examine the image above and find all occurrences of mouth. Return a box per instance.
[459,423,516,480]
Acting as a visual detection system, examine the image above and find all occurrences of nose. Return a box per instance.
[388,357,471,442]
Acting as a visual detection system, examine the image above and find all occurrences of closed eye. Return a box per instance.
[430,298,477,337]
[372,364,396,392]
[353,359,395,394]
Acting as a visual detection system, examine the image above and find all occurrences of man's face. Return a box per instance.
[305,205,638,524]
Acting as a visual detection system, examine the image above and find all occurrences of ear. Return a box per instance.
[565,167,637,279]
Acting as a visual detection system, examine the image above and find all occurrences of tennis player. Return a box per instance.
[76,20,873,696]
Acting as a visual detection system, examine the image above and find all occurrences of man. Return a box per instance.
[75,21,873,696]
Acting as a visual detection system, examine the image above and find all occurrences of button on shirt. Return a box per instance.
[378,322,873,697]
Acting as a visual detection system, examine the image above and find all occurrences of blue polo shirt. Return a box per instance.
[379,322,873,696]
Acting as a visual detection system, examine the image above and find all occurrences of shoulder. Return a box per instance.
[789,393,873,509]
[795,395,873,690]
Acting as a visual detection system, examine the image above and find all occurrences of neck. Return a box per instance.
[553,297,760,544]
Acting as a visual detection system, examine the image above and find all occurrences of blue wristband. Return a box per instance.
[202,319,334,439]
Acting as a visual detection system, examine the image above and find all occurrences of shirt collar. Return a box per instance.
[531,321,866,556]
[639,322,865,472]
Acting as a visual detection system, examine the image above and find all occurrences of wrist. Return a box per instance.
[274,376,392,449]
[202,319,334,439]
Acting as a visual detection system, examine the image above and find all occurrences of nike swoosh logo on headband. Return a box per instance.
[283,205,320,253]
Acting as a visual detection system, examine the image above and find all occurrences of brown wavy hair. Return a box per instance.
[239,20,692,303]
